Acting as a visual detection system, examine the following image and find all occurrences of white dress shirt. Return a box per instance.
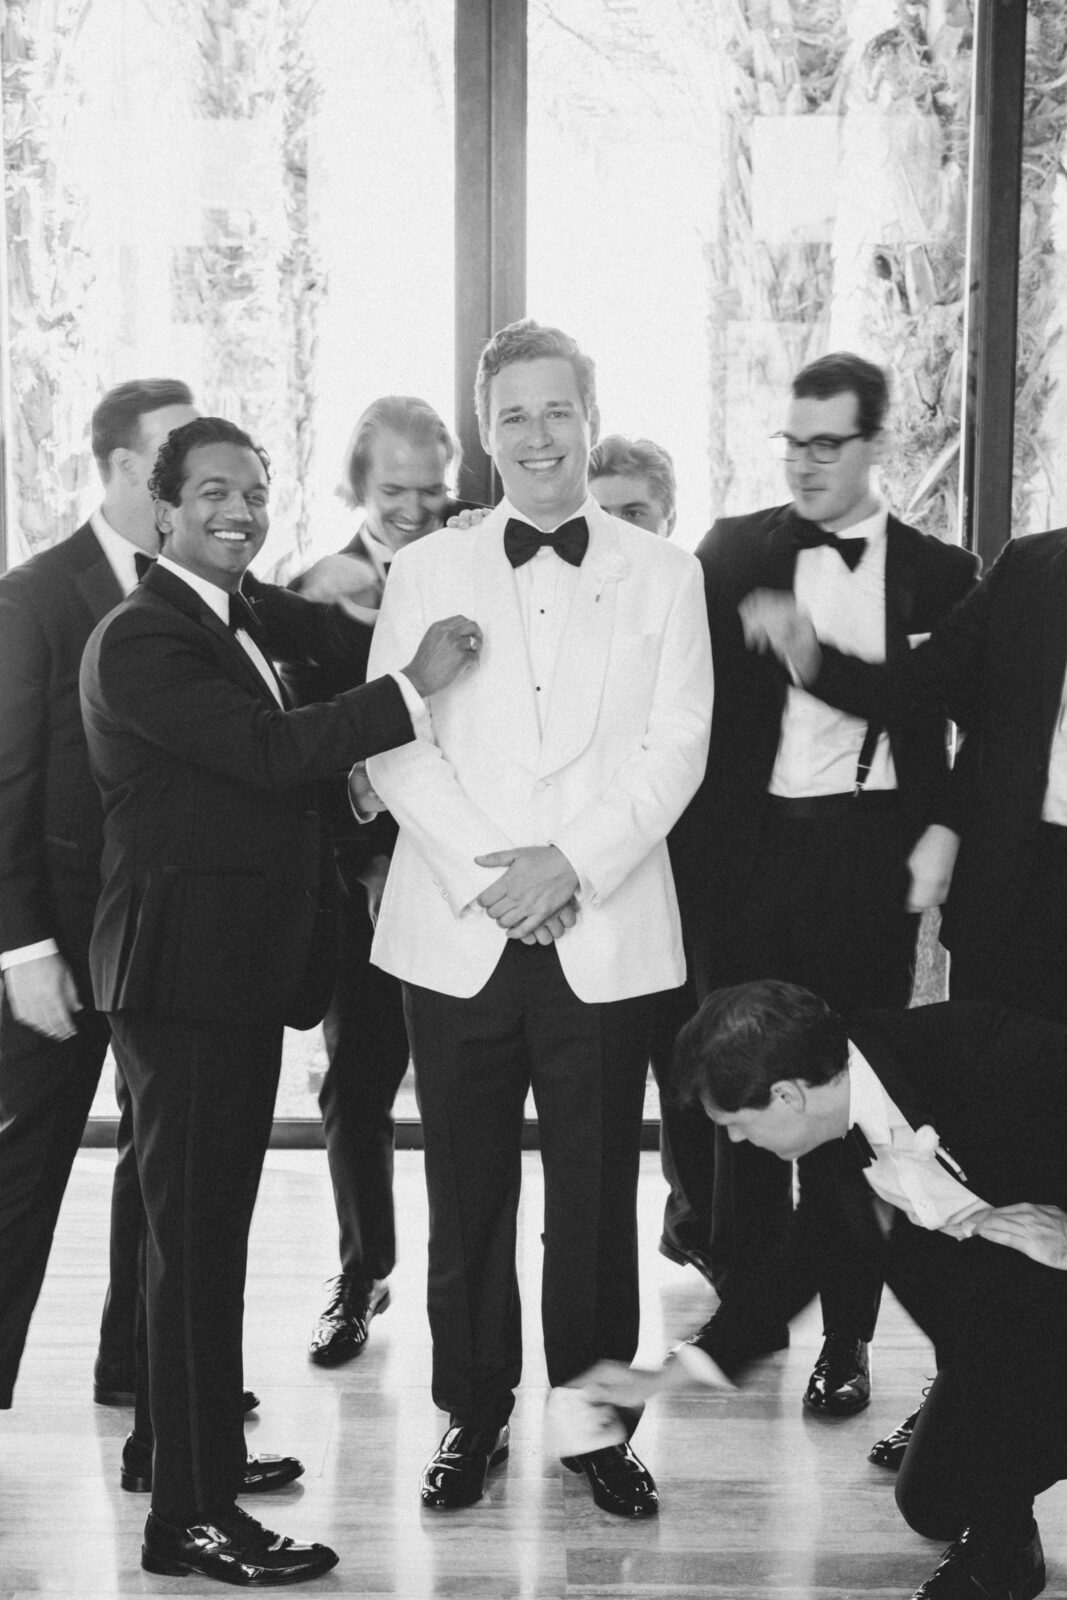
[502,493,592,736]
[770,504,897,797]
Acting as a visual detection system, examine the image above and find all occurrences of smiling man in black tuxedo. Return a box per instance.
[80,416,481,1587]
[668,353,979,1419]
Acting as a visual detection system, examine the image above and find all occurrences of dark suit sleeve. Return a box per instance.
[81,606,413,792]
[0,569,54,947]
[246,575,373,687]
[810,542,992,730]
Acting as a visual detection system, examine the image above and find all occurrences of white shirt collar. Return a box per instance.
[816,501,889,545]
[155,554,232,626]
[499,491,597,535]
[90,507,151,598]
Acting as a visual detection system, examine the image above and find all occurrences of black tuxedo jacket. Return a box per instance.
[692,1000,1067,1378]
[671,504,979,926]
[79,562,413,1030]
[0,521,123,955]
[810,527,1067,973]
[285,503,482,888]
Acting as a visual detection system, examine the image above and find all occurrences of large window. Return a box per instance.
[4,1,1066,1123]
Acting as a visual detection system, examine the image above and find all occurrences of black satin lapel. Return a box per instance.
[762,508,801,590]
[883,519,917,662]
[142,564,281,705]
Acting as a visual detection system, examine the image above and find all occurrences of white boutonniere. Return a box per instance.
[589,551,631,601]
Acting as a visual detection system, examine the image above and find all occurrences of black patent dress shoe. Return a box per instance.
[419,1423,509,1509]
[868,1391,928,1469]
[141,1504,339,1586]
[93,1357,136,1406]
[911,1522,1045,1599]
[803,1333,871,1415]
[308,1274,390,1366]
[121,1434,304,1495]
[561,1442,659,1517]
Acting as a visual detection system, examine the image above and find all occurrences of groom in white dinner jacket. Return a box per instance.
[365,319,712,1519]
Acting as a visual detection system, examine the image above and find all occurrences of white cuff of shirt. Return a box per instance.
[1,938,60,969]
[392,669,430,735]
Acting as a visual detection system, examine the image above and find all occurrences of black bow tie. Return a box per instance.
[849,1124,875,1169]
[792,518,866,571]
[504,515,589,569]
[228,590,267,650]
[134,551,155,580]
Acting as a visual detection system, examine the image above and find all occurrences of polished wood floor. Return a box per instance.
[2,1147,1064,1598]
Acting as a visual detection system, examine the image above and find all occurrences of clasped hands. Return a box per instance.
[475,845,580,945]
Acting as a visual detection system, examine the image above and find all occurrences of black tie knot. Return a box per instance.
[504,515,589,569]
[228,590,266,648]
[134,551,155,580]
[791,516,866,571]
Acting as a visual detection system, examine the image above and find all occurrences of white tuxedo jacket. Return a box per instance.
[365,500,713,1002]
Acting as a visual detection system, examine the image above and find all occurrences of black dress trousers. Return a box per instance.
[403,941,654,1430]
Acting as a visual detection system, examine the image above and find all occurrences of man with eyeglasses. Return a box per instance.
[667,352,978,1432]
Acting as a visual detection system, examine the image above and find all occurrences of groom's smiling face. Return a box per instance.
[481,356,598,529]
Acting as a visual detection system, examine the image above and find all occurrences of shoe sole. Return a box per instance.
[307,1289,391,1367]
[141,1546,340,1584]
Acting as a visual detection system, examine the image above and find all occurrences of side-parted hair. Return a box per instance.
[149,417,271,507]
[792,352,889,439]
[672,981,849,1113]
[91,379,195,479]
[340,395,459,509]
[589,434,677,524]
[474,318,597,432]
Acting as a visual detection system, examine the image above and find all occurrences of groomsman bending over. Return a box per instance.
[586,981,1067,1600]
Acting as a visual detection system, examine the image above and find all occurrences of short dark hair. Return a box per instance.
[791,352,889,438]
[475,318,597,432]
[340,395,458,508]
[148,417,271,507]
[91,379,195,478]
[672,981,848,1113]
[589,434,677,524]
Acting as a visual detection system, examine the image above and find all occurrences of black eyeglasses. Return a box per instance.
[770,431,866,464]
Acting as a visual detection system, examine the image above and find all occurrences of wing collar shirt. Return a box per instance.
[847,1043,989,1236]
[770,503,897,797]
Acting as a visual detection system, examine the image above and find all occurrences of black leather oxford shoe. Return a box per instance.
[307,1274,390,1366]
[141,1505,338,1586]
[419,1423,510,1509]
[561,1442,659,1517]
[910,1522,1045,1599]
[803,1333,871,1416]
[121,1434,304,1495]
[868,1395,927,1469]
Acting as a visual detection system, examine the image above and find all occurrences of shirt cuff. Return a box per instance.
[392,669,431,736]
[1,938,60,969]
